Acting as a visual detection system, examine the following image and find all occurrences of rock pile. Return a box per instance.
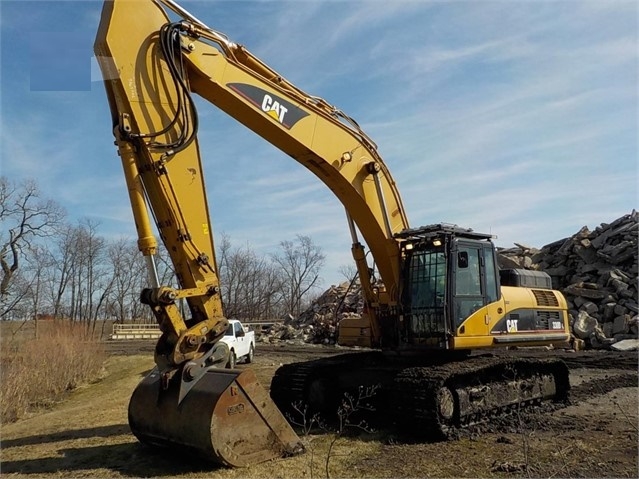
[498,211,638,350]
[257,280,363,345]
[257,322,307,344]
[292,280,362,344]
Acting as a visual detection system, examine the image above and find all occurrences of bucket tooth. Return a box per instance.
[129,366,304,467]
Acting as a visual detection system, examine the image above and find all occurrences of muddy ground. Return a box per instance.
[1,342,637,478]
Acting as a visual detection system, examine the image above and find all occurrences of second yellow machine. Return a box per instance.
[94,0,571,467]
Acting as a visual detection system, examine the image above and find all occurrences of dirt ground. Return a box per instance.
[1,342,637,478]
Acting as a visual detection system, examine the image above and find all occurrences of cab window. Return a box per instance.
[454,246,483,327]
[483,246,499,303]
[234,322,244,336]
[455,248,481,296]
[406,250,446,310]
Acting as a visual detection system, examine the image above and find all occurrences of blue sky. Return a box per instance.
[1,0,637,288]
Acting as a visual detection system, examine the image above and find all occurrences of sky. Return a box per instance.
[1,0,637,289]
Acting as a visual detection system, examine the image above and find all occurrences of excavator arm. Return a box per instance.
[96,0,227,374]
[181,21,411,285]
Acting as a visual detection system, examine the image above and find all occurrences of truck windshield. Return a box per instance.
[225,323,234,336]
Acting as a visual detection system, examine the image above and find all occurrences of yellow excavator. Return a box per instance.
[94,0,571,467]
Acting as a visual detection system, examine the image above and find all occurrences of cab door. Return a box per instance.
[451,240,502,338]
[452,242,485,332]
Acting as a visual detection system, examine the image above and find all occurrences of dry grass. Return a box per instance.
[0,321,107,422]
[1,348,637,478]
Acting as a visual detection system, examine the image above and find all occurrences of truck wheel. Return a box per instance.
[226,350,237,369]
[246,345,254,364]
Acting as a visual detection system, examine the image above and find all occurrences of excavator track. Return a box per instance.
[271,351,391,423]
[392,356,570,439]
[270,353,570,438]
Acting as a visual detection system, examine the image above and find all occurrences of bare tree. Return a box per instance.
[0,269,32,320]
[106,238,146,323]
[48,225,79,319]
[0,177,64,317]
[271,235,325,318]
[24,244,55,337]
[56,219,112,335]
[338,263,358,283]
[218,234,284,321]
[250,263,285,320]
[217,233,240,317]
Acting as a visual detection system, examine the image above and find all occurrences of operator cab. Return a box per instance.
[396,224,500,349]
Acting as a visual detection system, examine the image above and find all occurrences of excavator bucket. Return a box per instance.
[128,366,304,467]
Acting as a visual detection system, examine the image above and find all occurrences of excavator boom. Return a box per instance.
[96,0,415,346]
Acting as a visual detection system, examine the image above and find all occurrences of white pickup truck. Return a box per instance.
[219,319,255,369]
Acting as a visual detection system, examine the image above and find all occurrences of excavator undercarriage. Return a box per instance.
[271,352,570,439]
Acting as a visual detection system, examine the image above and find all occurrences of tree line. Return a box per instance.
[0,176,326,325]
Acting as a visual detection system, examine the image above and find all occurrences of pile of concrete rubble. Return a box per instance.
[259,211,638,351]
[258,281,362,345]
[497,210,638,351]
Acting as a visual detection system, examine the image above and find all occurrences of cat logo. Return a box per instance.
[506,319,519,332]
[261,94,287,124]
[227,82,309,129]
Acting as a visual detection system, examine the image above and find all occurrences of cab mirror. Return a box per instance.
[458,251,469,268]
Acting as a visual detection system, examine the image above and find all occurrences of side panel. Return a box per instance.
[453,286,570,349]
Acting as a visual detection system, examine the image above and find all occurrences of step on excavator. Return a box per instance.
[94,0,570,467]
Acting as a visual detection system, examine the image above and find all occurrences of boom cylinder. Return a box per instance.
[115,133,158,257]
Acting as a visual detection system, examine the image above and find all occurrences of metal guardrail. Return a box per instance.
[110,323,162,340]
[110,320,282,340]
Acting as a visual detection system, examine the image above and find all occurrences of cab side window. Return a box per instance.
[483,246,499,303]
[454,246,483,327]
[455,248,481,296]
